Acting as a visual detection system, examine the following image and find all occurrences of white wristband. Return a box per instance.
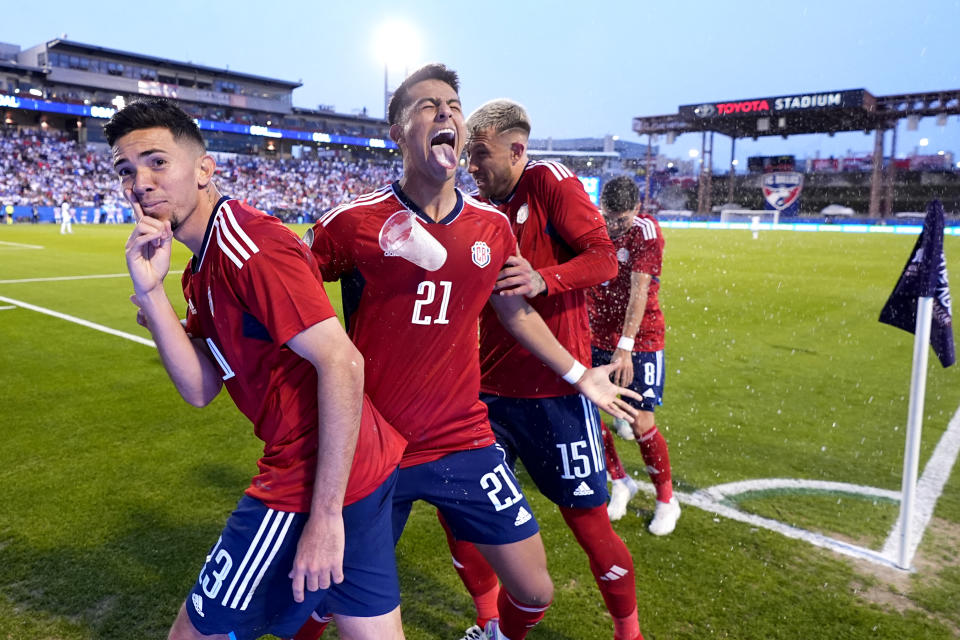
[561,360,587,384]
[617,336,635,351]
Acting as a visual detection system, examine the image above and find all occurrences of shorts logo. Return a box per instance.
[514,506,532,527]
[187,298,197,315]
[192,593,205,618]
[471,241,491,268]
[642,389,657,399]
[516,204,529,224]
[573,481,594,496]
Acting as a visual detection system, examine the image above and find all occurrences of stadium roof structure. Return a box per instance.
[633,88,960,139]
[44,39,302,89]
[632,88,960,215]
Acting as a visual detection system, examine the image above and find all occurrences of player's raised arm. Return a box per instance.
[124,211,222,407]
[488,294,640,420]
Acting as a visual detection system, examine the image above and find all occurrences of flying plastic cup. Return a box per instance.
[378,210,447,271]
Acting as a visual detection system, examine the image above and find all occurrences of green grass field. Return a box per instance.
[2,223,959,639]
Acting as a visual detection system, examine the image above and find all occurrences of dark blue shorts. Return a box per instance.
[392,444,540,545]
[482,393,609,509]
[591,347,665,412]
[185,468,400,640]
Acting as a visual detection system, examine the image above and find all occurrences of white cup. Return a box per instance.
[378,210,447,271]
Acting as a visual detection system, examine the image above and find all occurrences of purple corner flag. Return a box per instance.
[879,200,955,367]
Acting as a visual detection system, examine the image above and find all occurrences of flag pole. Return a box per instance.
[897,295,933,570]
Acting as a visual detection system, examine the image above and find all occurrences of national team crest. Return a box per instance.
[616,247,630,263]
[516,204,529,224]
[761,172,804,216]
[471,241,491,268]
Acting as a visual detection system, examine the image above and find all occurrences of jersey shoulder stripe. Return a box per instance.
[214,201,260,269]
[319,186,394,227]
[530,160,574,181]
[463,192,512,225]
[633,216,658,241]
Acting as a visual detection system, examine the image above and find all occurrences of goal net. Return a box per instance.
[719,209,780,225]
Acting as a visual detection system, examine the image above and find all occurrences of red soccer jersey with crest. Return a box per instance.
[587,214,665,352]
[478,161,617,398]
[310,183,517,467]
[181,198,405,512]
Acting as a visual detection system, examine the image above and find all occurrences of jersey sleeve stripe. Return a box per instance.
[217,218,254,261]
[214,221,245,269]
[320,189,394,227]
[531,160,564,182]
[222,206,260,255]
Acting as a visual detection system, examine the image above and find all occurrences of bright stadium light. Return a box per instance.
[688,149,699,158]
[374,20,422,118]
[919,137,929,147]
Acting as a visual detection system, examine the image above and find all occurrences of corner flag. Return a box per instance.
[879,200,955,368]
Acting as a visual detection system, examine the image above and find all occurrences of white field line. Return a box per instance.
[0,273,129,284]
[0,240,44,249]
[881,404,960,563]
[0,295,155,348]
[0,305,15,310]
[626,407,960,571]
[0,272,182,285]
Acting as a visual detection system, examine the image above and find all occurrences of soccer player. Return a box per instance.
[59,199,72,234]
[442,99,645,640]
[588,176,680,534]
[303,65,640,640]
[107,97,407,640]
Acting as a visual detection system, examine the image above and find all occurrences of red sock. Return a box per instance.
[291,612,332,640]
[497,588,551,640]
[437,510,500,627]
[601,423,627,481]
[613,607,644,640]
[558,505,638,621]
[638,425,673,502]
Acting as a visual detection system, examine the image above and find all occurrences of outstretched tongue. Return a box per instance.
[431,143,457,170]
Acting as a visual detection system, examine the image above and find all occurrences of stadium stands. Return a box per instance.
[0,125,478,222]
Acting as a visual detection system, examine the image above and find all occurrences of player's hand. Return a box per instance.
[494,253,546,298]
[610,349,634,388]
[129,294,150,329]
[123,189,173,299]
[573,364,642,421]
[288,511,345,603]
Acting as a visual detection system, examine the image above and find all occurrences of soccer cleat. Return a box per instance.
[648,496,681,536]
[614,417,635,440]
[459,624,485,640]
[607,475,639,521]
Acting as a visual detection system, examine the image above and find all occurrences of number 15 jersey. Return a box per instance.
[310,183,517,468]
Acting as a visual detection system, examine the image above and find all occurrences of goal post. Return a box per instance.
[719,208,780,225]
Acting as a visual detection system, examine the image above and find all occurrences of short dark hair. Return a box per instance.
[103,97,205,149]
[387,63,460,126]
[600,176,639,214]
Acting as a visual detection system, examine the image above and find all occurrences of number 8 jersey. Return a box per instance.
[310,182,518,468]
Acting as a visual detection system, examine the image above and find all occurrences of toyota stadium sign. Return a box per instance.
[679,89,870,121]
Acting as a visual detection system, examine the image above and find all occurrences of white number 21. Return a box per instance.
[411,280,452,325]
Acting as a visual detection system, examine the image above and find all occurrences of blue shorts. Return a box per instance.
[591,347,665,412]
[185,468,400,640]
[482,393,609,509]
[392,444,540,545]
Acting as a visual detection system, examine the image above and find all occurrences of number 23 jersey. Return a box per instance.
[310,183,517,467]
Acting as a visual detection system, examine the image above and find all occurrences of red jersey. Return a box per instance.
[181,198,405,512]
[478,161,617,398]
[311,184,517,467]
[587,215,665,352]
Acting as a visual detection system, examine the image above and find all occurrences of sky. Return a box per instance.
[2,0,959,168]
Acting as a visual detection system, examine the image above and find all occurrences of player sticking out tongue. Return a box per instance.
[431,128,458,170]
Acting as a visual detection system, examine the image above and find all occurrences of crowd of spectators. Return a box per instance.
[0,126,477,221]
